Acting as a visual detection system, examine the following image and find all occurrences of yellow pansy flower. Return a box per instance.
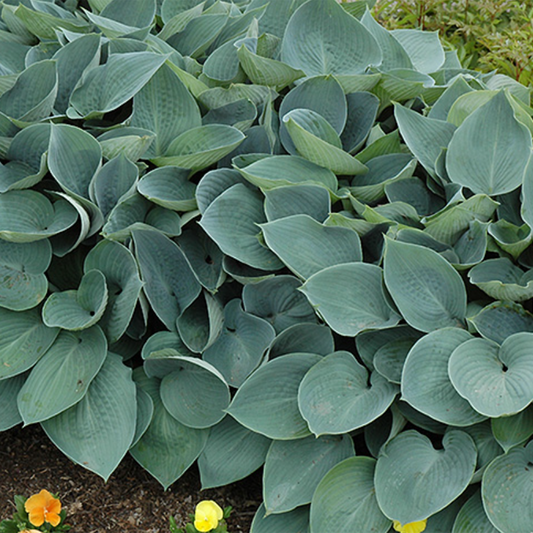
[194,500,223,532]
[393,519,428,533]
[24,489,61,527]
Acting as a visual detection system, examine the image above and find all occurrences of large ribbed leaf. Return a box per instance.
[17,326,108,424]
[227,353,322,440]
[132,228,201,331]
[391,29,445,73]
[300,263,400,336]
[236,155,338,193]
[41,353,136,481]
[0,373,25,431]
[298,351,398,435]
[151,124,245,170]
[402,328,486,426]
[384,238,467,332]
[374,430,477,524]
[0,190,78,243]
[131,64,201,157]
[310,457,390,533]
[144,352,229,429]
[261,215,362,279]
[452,490,499,533]
[448,333,533,417]
[42,269,108,331]
[48,124,102,201]
[446,91,532,195]
[281,0,381,77]
[491,405,533,452]
[69,52,168,118]
[264,184,331,223]
[203,299,275,388]
[264,435,355,514]
[198,416,271,489]
[0,307,59,382]
[0,239,51,311]
[482,441,533,533]
[129,368,208,489]
[251,503,310,533]
[199,184,283,271]
[0,59,57,123]
[84,239,143,343]
[267,323,334,359]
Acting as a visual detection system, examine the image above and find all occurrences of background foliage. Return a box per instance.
[1,0,533,532]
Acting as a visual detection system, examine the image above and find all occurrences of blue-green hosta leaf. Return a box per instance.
[132,228,201,331]
[0,239,51,311]
[251,503,310,533]
[96,127,155,162]
[69,52,168,118]
[196,168,251,213]
[428,76,475,121]
[202,37,244,84]
[394,103,456,178]
[261,215,362,280]
[390,29,445,73]
[130,368,208,489]
[491,404,533,453]
[521,155,533,230]
[373,337,418,384]
[385,177,445,217]
[281,0,381,77]
[468,258,533,302]
[42,269,108,331]
[449,333,533,417]
[267,323,335,359]
[131,63,201,158]
[0,190,78,243]
[264,184,331,223]
[151,124,245,170]
[227,353,322,440]
[242,275,317,334]
[202,98,258,132]
[52,33,101,114]
[48,124,102,201]
[298,351,398,436]
[446,91,532,195]
[137,166,196,212]
[199,184,283,271]
[17,326,108,425]
[488,220,532,259]
[468,301,533,345]
[364,404,407,458]
[0,59,57,123]
[374,69,435,105]
[374,430,477,524]
[384,238,467,332]
[176,291,223,353]
[237,42,305,88]
[13,3,92,40]
[198,415,271,489]
[0,308,59,381]
[452,490,499,533]
[144,353,229,429]
[92,154,139,218]
[84,239,143,343]
[402,328,487,427]
[279,75,347,155]
[482,441,533,533]
[264,435,354,514]
[141,331,194,360]
[41,352,136,481]
[131,383,153,448]
[300,263,400,337]
[310,457,390,533]
[236,155,338,194]
[341,91,380,154]
[283,109,368,175]
[0,373,25,431]
[349,153,416,203]
[0,123,50,193]
[203,299,275,388]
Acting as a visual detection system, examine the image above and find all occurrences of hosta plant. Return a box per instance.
[0,0,532,532]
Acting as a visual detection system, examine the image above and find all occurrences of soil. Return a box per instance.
[0,424,263,533]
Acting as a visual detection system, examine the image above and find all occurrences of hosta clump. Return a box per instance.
[1,0,533,531]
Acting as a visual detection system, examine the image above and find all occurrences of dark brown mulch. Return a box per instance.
[0,424,262,533]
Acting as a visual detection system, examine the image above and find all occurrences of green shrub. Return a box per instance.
[0,0,533,532]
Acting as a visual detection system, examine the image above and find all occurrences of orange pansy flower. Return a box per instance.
[24,489,61,527]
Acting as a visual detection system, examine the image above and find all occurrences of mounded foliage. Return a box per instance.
[0,0,532,531]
